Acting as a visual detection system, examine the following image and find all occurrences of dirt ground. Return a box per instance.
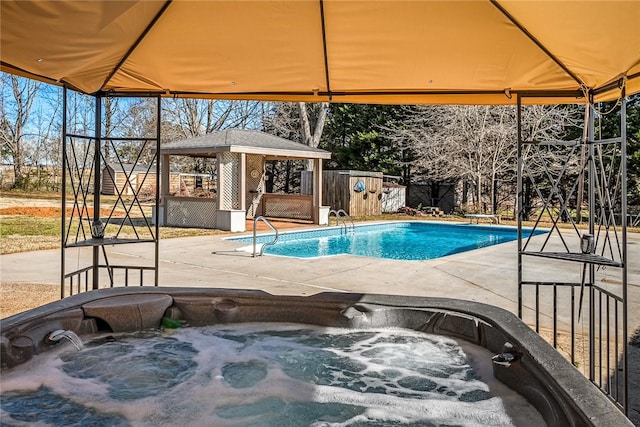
[0,282,59,318]
[0,206,114,217]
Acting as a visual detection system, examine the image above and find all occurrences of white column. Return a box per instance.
[313,158,329,225]
[313,158,322,208]
[216,152,245,232]
[238,152,246,212]
[216,155,222,210]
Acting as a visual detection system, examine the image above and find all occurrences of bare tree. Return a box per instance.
[260,102,329,192]
[0,74,41,188]
[519,105,584,220]
[261,102,303,192]
[160,98,265,174]
[298,102,329,170]
[102,97,122,162]
[385,104,580,214]
[162,99,263,137]
[29,87,62,190]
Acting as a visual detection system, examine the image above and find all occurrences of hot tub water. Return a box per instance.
[0,323,544,426]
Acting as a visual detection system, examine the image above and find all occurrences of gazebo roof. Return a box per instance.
[159,129,331,160]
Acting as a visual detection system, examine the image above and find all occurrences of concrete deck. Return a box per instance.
[1,223,638,328]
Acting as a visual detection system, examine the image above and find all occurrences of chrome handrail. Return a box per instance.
[253,216,279,257]
[336,209,355,232]
[328,209,355,234]
[328,209,346,233]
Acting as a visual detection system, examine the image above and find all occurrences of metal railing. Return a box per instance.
[329,209,355,234]
[252,215,279,257]
[63,264,156,297]
[63,266,92,297]
[520,280,626,413]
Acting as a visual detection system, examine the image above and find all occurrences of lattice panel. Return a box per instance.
[166,197,217,228]
[381,187,406,213]
[64,136,97,245]
[262,194,312,220]
[219,152,239,210]
[245,154,264,218]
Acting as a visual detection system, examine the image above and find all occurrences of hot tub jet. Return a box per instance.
[45,330,83,351]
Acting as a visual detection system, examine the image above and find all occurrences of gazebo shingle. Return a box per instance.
[160,129,331,159]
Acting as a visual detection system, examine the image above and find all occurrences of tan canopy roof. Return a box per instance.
[1,1,638,104]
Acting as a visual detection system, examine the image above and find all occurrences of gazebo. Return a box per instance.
[158,129,331,232]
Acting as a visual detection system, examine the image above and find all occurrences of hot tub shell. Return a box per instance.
[0,287,632,426]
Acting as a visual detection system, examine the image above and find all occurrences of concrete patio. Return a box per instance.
[2,223,638,329]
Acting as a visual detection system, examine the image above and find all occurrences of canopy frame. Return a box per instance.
[516,92,629,414]
[61,89,161,295]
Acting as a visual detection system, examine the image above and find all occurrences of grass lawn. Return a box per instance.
[0,190,233,254]
[1,191,637,255]
[0,217,226,254]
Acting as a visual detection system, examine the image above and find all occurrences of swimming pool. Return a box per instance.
[230,222,544,261]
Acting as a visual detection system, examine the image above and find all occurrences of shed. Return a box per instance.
[158,129,331,232]
[102,163,157,197]
[323,171,383,217]
[382,181,406,213]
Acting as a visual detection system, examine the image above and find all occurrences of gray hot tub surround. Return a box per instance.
[0,287,632,426]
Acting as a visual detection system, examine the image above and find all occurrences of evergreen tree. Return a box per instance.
[322,104,405,176]
[594,94,640,204]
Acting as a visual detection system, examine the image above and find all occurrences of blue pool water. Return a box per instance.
[230,222,544,261]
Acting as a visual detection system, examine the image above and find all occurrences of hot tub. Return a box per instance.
[0,288,632,426]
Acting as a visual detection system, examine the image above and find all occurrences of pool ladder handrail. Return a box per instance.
[329,209,355,234]
[253,216,279,257]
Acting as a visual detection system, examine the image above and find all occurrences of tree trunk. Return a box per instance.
[13,145,25,188]
[298,102,329,170]
[462,181,468,204]
[477,173,482,212]
[1,76,40,189]
[284,160,291,193]
[491,172,497,215]
[265,162,274,193]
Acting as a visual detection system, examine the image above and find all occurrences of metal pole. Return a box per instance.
[620,91,628,414]
[587,95,595,381]
[93,94,102,290]
[516,95,523,318]
[155,95,161,287]
[61,87,68,298]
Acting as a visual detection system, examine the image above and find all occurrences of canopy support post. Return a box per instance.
[517,93,629,415]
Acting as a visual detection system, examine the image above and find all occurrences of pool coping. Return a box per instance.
[225,220,546,261]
